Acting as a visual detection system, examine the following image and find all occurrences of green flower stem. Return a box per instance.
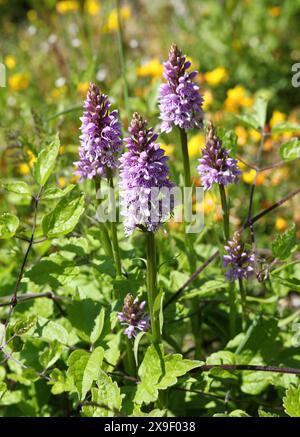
[146,231,161,344]
[238,278,247,329]
[228,284,237,337]
[94,179,113,259]
[115,0,130,123]
[107,171,122,278]
[218,184,238,336]
[218,184,230,241]
[125,337,136,376]
[179,127,201,358]
[179,127,191,188]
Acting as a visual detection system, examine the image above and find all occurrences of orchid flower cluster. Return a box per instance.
[75,44,256,337]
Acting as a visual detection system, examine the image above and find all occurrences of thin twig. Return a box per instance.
[1,186,43,344]
[245,128,265,248]
[237,156,257,171]
[0,292,69,308]
[195,364,300,375]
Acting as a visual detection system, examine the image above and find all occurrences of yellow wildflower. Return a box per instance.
[18,150,36,175]
[4,55,16,69]
[85,0,101,16]
[27,9,37,21]
[242,169,256,184]
[242,169,265,186]
[235,126,248,146]
[237,160,246,171]
[51,85,68,99]
[205,67,228,87]
[224,85,253,112]
[136,58,163,79]
[256,173,265,186]
[104,6,131,32]
[58,176,67,188]
[160,143,175,157]
[71,174,80,184]
[56,0,79,14]
[188,133,205,158]
[268,6,281,17]
[202,90,214,111]
[270,110,285,128]
[275,217,288,232]
[27,150,37,166]
[18,163,30,176]
[77,82,89,98]
[9,73,30,91]
[249,128,261,142]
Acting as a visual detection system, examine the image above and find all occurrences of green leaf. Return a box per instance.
[67,347,104,401]
[49,369,72,395]
[236,97,268,131]
[258,410,280,417]
[134,344,201,405]
[0,390,22,406]
[279,138,300,162]
[134,331,147,366]
[90,307,105,344]
[207,350,236,365]
[0,213,19,239]
[271,275,300,291]
[13,316,37,336]
[182,278,228,300]
[229,409,250,417]
[253,97,268,129]
[272,122,300,133]
[87,370,122,417]
[217,128,238,156]
[236,114,260,131]
[42,187,85,238]
[42,184,75,200]
[33,134,60,186]
[271,224,297,260]
[283,385,300,417]
[39,341,62,369]
[1,180,31,196]
[37,317,69,344]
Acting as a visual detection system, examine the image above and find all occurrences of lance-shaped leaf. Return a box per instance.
[0,213,19,239]
[67,347,104,401]
[283,385,300,417]
[134,344,201,405]
[33,134,60,186]
[271,122,300,133]
[279,138,300,162]
[42,187,85,238]
[42,184,75,200]
[1,180,31,196]
[271,224,296,260]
